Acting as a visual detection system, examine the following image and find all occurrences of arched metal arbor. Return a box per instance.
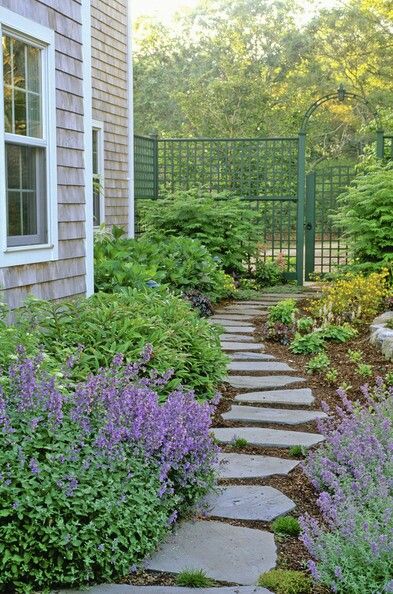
[295,85,384,284]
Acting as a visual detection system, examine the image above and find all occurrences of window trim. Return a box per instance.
[92,119,105,228]
[0,7,58,268]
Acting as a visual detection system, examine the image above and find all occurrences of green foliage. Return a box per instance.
[290,332,325,355]
[176,569,215,587]
[267,299,298,325]
[139,189,259,274]
[306,352,331,374]
[386,318,393,329]
[334,162,393,265]
[258,569,312,594]
[254,260,285,288]
[95,231,234,302]
[17,291,227,400]
[325,368,339,384]
[319,324,357,342]
[232,437,248,449]
[272,516,301,537]
[296,316,314,333]
[347,349,363,364]
[0,305,41,371]
[357,363,373,377]
[288,445,306,458]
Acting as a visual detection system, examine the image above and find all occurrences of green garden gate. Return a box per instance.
[134,86,388,284]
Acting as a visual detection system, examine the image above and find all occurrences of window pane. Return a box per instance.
[27,92,41,137]
[12,38,26,89]
[3,35,42,138]
[4,85,12,133]
[7,191,21,236]
[27,46,40,93]
[14,89,27,135]
[6,144,47,245]
[2,35,11,86]
[92,129,98,174]
[6,144,20,189]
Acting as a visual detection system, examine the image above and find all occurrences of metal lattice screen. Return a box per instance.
[134,135,157,200]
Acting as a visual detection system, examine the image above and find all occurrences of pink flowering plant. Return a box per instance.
[301,378,393,593]
[0,347,219,592]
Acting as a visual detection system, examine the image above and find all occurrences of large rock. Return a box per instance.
[226,376,305,389]
[222,405,326,425]
[235,388,314,405]
[217,452,298,479]
[203,485,295,521]
[146,520,277,585]
[212,426,324,448]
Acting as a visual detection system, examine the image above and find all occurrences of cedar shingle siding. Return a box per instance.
[91,0,129,228]
[0,0,87,309]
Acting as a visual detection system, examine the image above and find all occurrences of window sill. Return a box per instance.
[0,243,58,268]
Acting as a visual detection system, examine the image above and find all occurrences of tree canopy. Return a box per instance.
[133,0,393,163]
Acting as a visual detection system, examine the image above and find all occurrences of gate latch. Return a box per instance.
[305,222,312,231]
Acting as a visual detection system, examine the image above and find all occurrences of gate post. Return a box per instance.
[296,132,306,285]
[376,129,384,159]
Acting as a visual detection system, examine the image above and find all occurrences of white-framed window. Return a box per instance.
[0,7,57,267]
[92,120,104,227]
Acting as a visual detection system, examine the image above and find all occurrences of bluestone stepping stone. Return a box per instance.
[221,341,264,351]
[58,587,272,594]
[227,375,305,389]
[228,361,295,372]
[231,352,276,361]
[222,333,257,342]
[213,427,324,448]
[235,388,314,405]
[218,325,255,333]
[212,314,255,322]
[203,485,295,521]
[218,452,298,479]
[146,520,277,585]
[210,318,254,327]
[222,405,327,425]
[217,308,267,316]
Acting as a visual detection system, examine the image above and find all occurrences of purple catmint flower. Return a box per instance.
[29,458,40,475]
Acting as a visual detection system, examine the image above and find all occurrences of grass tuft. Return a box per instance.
[288,445,306,458]
[232,437,248,448]
[176,569,215,588]
[272,515,301,537]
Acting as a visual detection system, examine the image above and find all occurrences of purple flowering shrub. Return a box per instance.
[0,348,218,592]
[301,378,393,593]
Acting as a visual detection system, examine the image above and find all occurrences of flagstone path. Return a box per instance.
[64,292,323,594]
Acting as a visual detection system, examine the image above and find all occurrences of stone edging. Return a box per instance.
[370,311,393,360]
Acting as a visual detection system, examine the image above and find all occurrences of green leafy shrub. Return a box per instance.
[296,316,314,333]
[289,445,306,458]
[17,291,227,400]
[267,299,298,325]
[334,162,393,265]
[139,189,259,274]
[0,352,218,592]
[290,331,325,354]
[258,569,312,594]
[319,324,357,342]
[176,569,215,587]
[95,231,234,302]
[272,516,301,537]
[306,352,331,374]
[255,259,285,287]
[357,363,373,377]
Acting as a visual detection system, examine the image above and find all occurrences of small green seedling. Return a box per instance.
[258,569,312,594]
[325,368,338,384]
[232,437,248,449]
[347,349,363,364]
[176,569,215,588]
[289,445,306,458]
[357,363,373,378]
[272,515,301,537]
[306,352,330,374]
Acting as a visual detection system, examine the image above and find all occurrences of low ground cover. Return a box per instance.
[0,349,218,592]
